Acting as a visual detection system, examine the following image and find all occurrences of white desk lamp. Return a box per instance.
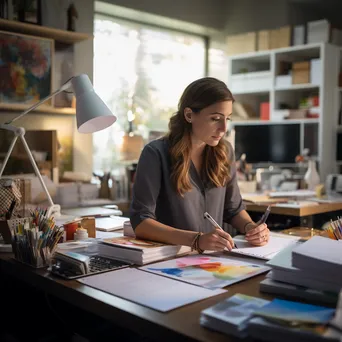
[0,74,116,217]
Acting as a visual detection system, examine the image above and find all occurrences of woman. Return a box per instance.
[130,77,269,252]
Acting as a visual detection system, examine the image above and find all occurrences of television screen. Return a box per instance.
[234,124,301,164]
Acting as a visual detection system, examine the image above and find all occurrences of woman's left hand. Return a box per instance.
[245,223,270,246]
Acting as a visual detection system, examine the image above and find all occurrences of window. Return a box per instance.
[93,15,206,173]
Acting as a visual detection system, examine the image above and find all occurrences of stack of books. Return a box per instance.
[200,293,342,341]
[247,297,341,342]
[200,294,270,338]
[99,236,191,265]
[260,236,341,306]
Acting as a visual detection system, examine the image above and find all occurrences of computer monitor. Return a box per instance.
[234,123,301,164]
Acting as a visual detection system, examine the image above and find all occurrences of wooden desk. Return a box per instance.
[0,252,273,342]
[246,202,342,227]
[246,202,342,217]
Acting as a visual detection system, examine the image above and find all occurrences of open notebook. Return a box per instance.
[232,232,301,260]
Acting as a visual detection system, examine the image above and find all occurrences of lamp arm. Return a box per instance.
[0,124,61,216]
[6,81,72,124]
[18,134,54,206]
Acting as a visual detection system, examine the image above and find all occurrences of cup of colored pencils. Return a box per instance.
[10,208,64,268]
[324,217,342,240]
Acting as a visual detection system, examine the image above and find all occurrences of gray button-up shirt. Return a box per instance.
[130,138,245,233]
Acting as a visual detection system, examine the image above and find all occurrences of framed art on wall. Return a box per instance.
[0,30,54,107]
[12,0,41,24]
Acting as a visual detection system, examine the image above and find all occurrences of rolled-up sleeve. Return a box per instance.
[130,145,161,230]
[223,150,245,223]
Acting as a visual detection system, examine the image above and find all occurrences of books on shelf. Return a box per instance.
[200,294,270,338]
[100,236,191,265]
[247,298,340,342]
[292,236,342,275]
[232,232,300,260]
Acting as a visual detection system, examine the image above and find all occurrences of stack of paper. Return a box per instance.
[95,216,129,232]
[200,294,270,338]
[292,236,342,274]
[259,239,342,306]
[100,236,191,265]
[232,232,300,260]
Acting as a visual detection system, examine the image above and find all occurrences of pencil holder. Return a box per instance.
[9,217,61,268]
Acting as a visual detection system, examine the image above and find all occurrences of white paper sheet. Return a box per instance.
[232,233,300,260]
[77,268,226,312]
[95,216,129,231]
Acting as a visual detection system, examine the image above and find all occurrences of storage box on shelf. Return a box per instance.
[230,71,272,94]
[228,42,340,180]
[226,32,257,55]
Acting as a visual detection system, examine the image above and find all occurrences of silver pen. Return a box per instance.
[203,212,238,249]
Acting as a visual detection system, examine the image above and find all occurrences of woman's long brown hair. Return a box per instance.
[167,77,234,196]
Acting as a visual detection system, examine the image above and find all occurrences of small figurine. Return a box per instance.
[67,2,78,31]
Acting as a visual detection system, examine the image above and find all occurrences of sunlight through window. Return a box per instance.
[93,15,206,173]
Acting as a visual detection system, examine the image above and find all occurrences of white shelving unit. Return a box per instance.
[227,42,341,181]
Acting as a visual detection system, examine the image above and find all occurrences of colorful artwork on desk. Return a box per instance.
[0,31,53,106]
[140,255,270,289]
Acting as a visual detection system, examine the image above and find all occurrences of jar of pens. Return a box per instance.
[9,208,64,268]
[324,217,342,240]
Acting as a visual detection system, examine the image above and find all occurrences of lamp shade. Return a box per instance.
[71,74,116,133]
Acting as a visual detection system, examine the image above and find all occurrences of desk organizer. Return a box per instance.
[9,215,63,268]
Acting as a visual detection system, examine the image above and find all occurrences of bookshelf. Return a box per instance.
[227,42,340,181]
[0,18,92,43]
[0,103,75,115]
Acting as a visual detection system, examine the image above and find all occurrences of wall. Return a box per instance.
[223,0,290,35]
[100,0,228,30]
[72,0,95,176]
[223,0,342,35]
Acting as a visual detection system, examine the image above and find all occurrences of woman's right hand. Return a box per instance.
[198,228,234,252]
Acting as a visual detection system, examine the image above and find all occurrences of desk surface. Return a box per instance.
[0,252,273,342]
[246,202,342,217]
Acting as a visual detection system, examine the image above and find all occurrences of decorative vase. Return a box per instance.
[304,159,320,191]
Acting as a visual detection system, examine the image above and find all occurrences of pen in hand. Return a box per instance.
[203,212,238,249]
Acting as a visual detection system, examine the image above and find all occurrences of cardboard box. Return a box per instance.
[226,32,257,55]
[81,217,96,238]
[278,26,291,48]
[258,30,271,50]
[270,29,279,49]
[270,26,291,49]
[292,61,310,84]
